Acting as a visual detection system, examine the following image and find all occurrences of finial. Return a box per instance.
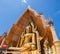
[27,5,31,9]
[27,5,35,12]
[48,17,53,26]
[39,13,43,15]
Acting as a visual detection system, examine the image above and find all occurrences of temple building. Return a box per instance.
[0,6,60,54]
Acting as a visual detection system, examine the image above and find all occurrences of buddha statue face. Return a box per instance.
[25,25,32,33]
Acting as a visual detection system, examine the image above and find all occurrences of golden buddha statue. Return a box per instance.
[19,24,36,51]
[18,22,41,52]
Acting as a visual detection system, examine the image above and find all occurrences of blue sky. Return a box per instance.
[0,0,60,40]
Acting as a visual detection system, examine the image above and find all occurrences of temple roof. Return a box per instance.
[5,6,58,45]
[5,6,47,43]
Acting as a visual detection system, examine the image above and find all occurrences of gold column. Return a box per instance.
[32,33,36,44]
[34,31,41,52]
[54,41,60,54]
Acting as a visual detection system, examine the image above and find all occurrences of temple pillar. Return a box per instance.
[50,25,60,54]
[33,31,41,53]
[54,41,60,54]
[32,33,35,44]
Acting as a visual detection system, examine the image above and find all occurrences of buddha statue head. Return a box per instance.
[25,24,32,33]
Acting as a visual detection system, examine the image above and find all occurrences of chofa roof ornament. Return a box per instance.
[48,18,53,26]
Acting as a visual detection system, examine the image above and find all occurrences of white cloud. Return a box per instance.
[22,0,27,4]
